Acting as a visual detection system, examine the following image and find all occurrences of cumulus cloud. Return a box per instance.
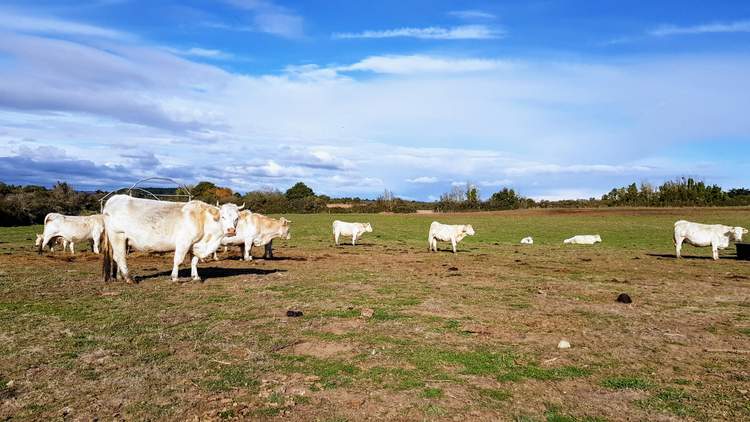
[332,25,504,40]
[650,20,750,36]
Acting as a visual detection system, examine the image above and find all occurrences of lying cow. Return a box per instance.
[428,221,475,253]
[101,195,242,283]
[520,236,534,245]
[37,213,104,254]
[563,235,601,245]
[35,234,68,252]
[674,220,747,260]
[217,212,291,260]
[333,220,372,246]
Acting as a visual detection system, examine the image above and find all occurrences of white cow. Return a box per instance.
[101,195,242,283]
[217,212,291,260]
[333,220,372,246]
[563,235,602,245]
[428,221,475,253]
[37,213,104,254]
[520,236,534,245]
[674,220,747,260]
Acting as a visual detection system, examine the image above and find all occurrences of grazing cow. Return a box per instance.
[101,195,242,283]
[520,236,534,245]
[217,212,291,260]
[428,222,475,253]
[563,235,601,245]
[674,220,747,260]
[37,213,104,255]
[333,220,372,246]
[35,234,68,252]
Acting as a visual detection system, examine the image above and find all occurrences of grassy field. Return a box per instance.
[1,208,749,421]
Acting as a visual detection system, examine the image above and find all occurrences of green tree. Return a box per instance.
[285,182,315,200]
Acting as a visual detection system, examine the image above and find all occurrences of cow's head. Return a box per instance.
[730,226,747,242]
[218,202,244,236]
[279,217,292,240]
[595,234,602,242]
[464,225,475,236]
[365,222,373,233]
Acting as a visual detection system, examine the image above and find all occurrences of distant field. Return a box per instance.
[1,208,749,421]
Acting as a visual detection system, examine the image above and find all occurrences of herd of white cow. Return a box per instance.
[34,195,748,283]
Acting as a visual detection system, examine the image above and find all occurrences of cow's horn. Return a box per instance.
[238,203,245,210]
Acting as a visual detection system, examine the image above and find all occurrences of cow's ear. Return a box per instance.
[744,228,749,234]
[208,207,220,221]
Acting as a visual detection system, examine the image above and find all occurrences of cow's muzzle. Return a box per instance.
[226,228,236,236]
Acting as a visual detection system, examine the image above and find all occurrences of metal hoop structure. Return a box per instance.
[99,177,192,212]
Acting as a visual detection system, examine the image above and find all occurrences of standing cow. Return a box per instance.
[333,220,372,246]
[674,220,747,260]
[428,222,475,253]
[37,213,104,254]
[101,195,242,283]
[217,212,291,260]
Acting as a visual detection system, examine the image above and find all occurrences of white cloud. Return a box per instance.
[332,25,504,40]
[448,10,496,20]
[221,0,304,38]
[407,176,438,184]
[338,55,510,75]
[650,20,750,36]
[167,47,234,60]
[1,10,749,198]
[0,8,129,40]
[479,179,513,187]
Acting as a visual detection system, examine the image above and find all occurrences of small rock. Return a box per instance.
[286,310,303,317]
[557,340,571,349]
[6,380,14,388]
[361,308,374,318]
[616,293,632,304]
[62,406,73,416]
[447,266,459,271]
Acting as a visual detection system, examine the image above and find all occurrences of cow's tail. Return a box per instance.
[101,228,113,282]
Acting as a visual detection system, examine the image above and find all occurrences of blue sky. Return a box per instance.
[0,1,749,200]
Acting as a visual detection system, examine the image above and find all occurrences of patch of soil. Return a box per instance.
[289,341,355,359]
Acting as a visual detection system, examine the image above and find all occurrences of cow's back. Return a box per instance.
[103,195,185,250]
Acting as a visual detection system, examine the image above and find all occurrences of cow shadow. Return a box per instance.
[135,266,285,282]
[645,253,738,261]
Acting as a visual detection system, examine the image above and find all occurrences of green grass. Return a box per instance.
[2,208,750,420]
[601,376,653,390]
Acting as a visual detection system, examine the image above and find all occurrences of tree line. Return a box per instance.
[1,177,749,226]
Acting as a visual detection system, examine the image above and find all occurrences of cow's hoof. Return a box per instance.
[124,277,136,284]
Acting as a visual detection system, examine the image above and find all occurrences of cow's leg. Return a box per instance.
[711,242,719,260]
[69,241,75,254]
[171,245,189,281]
[675,236,684,258]
[190,253,201,282]
[93,235,100,254]
[212,251,219,261]
[265,242,273,259]
[334,230,340,246]
[111,233,133,283]
[352,233,357,246]
[243,241,253,261]
[451,238,457,254]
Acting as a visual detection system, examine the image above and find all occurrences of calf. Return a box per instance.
[37,213,104,254]
[333,220,372,246]
[674,220,747,260]
[563,235,601,245]
[428,221,475,253]
[218,212,291,260]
